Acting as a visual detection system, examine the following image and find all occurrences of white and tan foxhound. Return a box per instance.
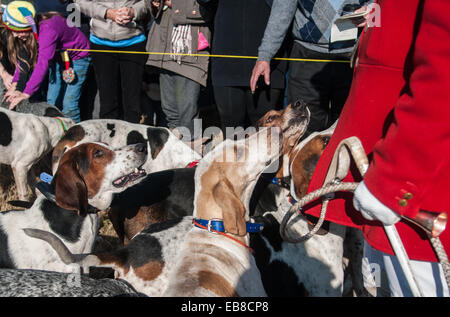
[163,127,283,297]
[0,142,147,272]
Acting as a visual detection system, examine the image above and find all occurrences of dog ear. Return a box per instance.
[126,130,146,145]
[53,159,89,217]
[147,127,169,159]
[212,177,246,236]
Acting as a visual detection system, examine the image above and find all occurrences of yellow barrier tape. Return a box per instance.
[66,48,351,64]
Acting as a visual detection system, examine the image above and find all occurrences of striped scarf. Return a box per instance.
[170,24,192,64]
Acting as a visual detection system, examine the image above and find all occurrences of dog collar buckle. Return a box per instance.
[207,218,221,235]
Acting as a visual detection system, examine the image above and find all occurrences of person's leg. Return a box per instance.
[287,43,331,138]
[143,66,167,127]
[245,87,283,126]
[173,74,200,140]
[329,61,353,128]
[214,85,247,133]
[46,60,63,108]
[79,62,97,121]
[90,42,121,120]
[159,69,180,130]
[61,56,91,123]
[119,41,147,123]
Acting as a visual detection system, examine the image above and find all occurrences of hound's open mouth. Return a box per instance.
[112,167,146,188]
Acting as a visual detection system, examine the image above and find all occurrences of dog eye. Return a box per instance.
[266,115,278,123]
[93,149,104,158]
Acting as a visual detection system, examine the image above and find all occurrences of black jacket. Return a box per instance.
[211,0,291,88]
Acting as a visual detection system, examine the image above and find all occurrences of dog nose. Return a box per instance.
[293,100,307,111]
[135,143,147,154]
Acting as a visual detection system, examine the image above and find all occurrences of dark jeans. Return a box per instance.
[214,86,283,133]
[288,42,354,137]
[90,41,147,123]
[159,70,200,139]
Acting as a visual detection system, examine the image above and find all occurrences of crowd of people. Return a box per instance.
[0,0,369,138]
[1,0,449,297]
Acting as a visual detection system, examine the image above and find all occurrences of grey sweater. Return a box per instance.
[74,0,148,41]
[258,0,372,61]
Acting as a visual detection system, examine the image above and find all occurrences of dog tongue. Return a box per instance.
[113,168,146,187]
[113,175,129,187]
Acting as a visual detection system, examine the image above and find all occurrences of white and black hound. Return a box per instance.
[0,142,147,272]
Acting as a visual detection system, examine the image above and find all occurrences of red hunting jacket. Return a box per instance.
[305,0,450,262]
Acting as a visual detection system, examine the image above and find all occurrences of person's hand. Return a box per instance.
[116,7,135,25]
[349,6,370,28]
[3,84,19,102]
[353,181,401,225]
[250,61,270,94]
[106,8,119,21]
[0,71,13,90]
[7,91,30,110]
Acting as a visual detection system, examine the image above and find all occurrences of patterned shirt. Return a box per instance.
[258,0,372,60]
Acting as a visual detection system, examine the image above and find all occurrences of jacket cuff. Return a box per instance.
[23,86,34,97]
[257,51,273,62]
[12,68,19,83]
[101,6,110,20]
[364,166,420,219]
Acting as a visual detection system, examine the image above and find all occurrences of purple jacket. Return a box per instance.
[20,15,90,96]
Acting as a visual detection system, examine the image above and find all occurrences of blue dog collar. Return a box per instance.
[40,172,53,184]
[193,218,264,233]
[269,176,291,190]
[37,172,98,214]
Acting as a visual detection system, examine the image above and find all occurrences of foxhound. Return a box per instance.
[0,107,74,200]
[0,142,147,272]
[254,114,367,296]
[51,119,202,175]
[109,100,311,246]
[163,127,283,297]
